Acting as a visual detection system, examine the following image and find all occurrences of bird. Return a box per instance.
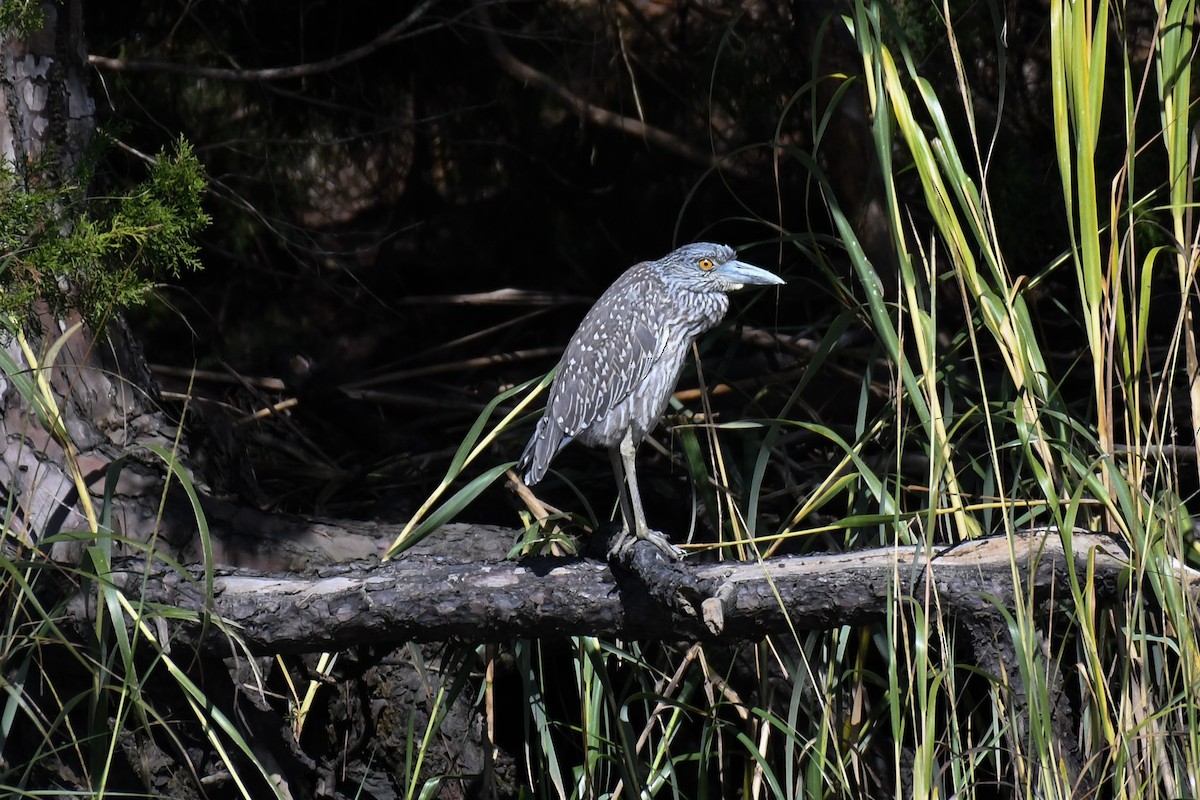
[517,242,785,554]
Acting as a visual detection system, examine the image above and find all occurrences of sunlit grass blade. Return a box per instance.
[391,371,554,555]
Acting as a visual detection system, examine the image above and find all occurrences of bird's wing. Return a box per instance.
[546,269,668,436]
[519,265,668,483]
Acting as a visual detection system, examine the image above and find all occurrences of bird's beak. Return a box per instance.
[717,259,786,290]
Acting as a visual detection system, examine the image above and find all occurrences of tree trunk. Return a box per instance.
[0,2,202,562]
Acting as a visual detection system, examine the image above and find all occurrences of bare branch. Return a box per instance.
[88,0,441,81]
[476,3,746,176]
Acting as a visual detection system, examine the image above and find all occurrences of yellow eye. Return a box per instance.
[698,258,715,271]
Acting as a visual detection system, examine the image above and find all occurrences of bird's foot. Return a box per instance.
[611,528,684,561]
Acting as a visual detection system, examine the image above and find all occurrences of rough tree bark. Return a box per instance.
[0,1,91,177]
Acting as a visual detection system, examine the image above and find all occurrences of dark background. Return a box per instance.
[84,0,1099,532]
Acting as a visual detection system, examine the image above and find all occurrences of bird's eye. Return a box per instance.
[698,258,715,271]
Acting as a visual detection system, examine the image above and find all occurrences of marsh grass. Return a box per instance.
[0,327,283,798]
[482,0,1200,796]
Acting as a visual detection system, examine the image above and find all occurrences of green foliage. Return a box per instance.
[0,137,209,328]
[0,0,45,38]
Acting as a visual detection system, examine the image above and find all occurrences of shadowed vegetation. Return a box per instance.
[1,0,1197,796]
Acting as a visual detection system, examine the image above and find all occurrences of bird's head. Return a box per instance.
[658,243,785,294]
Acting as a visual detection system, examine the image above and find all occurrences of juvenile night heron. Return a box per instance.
[517,242,785,553]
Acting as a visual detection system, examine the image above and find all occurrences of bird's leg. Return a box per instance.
[620,429,651,542]
[612,429,682,559]
[608,444,635,549]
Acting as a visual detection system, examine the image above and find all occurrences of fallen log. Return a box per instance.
[72,528,1159,655]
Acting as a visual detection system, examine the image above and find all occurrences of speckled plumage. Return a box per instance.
[518,242,784,549]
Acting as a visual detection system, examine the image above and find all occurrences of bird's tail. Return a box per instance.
[517,416,568,485]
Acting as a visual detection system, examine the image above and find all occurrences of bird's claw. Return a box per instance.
[611,528,684,561]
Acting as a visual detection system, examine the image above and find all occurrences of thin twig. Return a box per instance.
[150,364,287,391]
[390,288,592,306]
[1112,444,1198,461]
[341,347,562,391]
